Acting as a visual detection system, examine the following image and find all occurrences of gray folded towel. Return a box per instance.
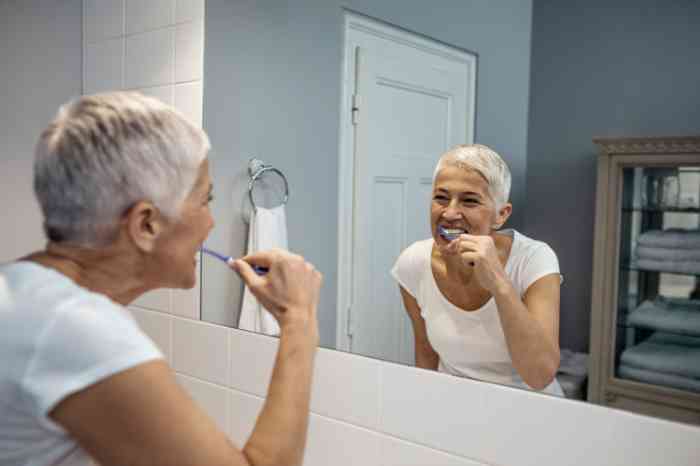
[637,228,700,249]
[636,258,700,275]
[620,332,700,379]
[618,364,700,393]
[627,297,700,338]
[636,245,700,262]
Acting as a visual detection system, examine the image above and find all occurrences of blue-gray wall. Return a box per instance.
[0,0,82,262]
[202,0,533,346]
[526,0,700,352]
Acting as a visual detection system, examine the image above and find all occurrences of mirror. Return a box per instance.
[200,0,700,416]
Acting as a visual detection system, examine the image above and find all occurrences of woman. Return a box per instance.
[391,144,563,395]
[0,92,322,466]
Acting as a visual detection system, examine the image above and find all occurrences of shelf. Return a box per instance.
[622,206,700,214]
[620,263,700,277]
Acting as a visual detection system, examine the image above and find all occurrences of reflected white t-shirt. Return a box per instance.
[391,229,564,396]
[0,261,163,466]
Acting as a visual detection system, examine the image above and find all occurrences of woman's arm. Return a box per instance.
[491,274,560,390]
[51,249,321,466]
[448,236,560,390]
[399,286,439,370]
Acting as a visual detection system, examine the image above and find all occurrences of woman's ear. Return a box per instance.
[492,202,513,230]
[124,201,164,252]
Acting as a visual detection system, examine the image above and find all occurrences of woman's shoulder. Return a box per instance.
[396,238,433,265]
[1,261,133,332]
[510,230,557,260]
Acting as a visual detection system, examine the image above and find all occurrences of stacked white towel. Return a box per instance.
[238,206,287,336]
[635,229,700,275]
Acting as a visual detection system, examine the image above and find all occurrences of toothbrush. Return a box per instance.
[200,247,269,275]
[437,227,475,266]
[438,226,465,241]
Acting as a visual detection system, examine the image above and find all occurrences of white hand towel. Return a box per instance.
[238,205,287,336]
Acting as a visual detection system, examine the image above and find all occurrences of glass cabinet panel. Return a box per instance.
[616,165,700,394]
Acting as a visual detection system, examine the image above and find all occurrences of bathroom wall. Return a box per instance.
[0,0,82,262]
[81,0,206,319]
[526,0,700,352]
[132,307,700,465]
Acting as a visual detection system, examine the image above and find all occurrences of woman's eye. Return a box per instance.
[433,195,447,201]
[206,194,214,204]
[461,198,478,204]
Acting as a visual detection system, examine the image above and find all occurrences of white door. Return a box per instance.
[338,14,476,365]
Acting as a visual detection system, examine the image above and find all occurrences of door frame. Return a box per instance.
[335,11,477,351]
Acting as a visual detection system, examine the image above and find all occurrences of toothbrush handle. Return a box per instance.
[225,257,268,276]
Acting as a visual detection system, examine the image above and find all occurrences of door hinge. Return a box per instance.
[346,304,354,337]
[351,93,360,125]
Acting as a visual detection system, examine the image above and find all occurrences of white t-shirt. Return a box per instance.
[0,261,163,466]
[391,229,564,396]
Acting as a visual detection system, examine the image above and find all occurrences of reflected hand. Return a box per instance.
[232,248,322,332]
[445,234,508,293]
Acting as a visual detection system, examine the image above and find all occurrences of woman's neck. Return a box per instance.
[22,242,152,306]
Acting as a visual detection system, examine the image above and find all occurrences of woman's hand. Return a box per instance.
[232,248,322,333]
[443,234,508,294]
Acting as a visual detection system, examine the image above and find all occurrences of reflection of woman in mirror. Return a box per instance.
[392,144,563,395]
[0,92,321,466]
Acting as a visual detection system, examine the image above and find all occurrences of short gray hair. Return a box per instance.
[34,92,210,247]
[433,144,512,209]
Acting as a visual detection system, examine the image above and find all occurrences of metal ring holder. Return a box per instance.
[247,158,289,216]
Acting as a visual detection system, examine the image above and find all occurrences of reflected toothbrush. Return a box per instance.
[438,226,466,241]
[200,247,269,275]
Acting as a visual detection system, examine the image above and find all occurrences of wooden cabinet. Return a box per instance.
[588,137,700,425]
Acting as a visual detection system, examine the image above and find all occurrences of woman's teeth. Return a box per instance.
[438,226,466,240]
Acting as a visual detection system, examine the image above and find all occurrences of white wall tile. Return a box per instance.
[176,374,230,437]
[136,84,174,105]
[84,0,124,43]
[605,408,700,466]
[380,436,487,466]
[229,329,277,395]
[229,389,264,446]
[125,0,174,35]
[125,28,174,89]
[84,38,123,94]
[310,347,380,429]
[380,363,700,466]
[173,318,230,386]
[174,81,203,127]
[175,20,204,83]
[175,0,205,24]
[129,307,172,363]
[303,415,381,466]
[170,286,200,319]
[132,288,171,313]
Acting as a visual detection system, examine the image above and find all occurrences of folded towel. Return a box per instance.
[557,349,589,377]
[636,245,700,262]
[627,297,700,338]
[636,258,700,276]
[238,206,286,336]
[637,228,700,249]
[618,364,700,393]
[620,332,700,379]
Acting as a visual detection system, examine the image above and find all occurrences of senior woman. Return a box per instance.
[0,92,322,466]
[391,144,563,395]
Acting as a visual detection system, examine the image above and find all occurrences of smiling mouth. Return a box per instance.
[438,225,467,241]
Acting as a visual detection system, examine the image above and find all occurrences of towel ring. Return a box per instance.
[247,158,289,214]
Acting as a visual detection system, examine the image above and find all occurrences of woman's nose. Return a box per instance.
[443,200,461,219]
